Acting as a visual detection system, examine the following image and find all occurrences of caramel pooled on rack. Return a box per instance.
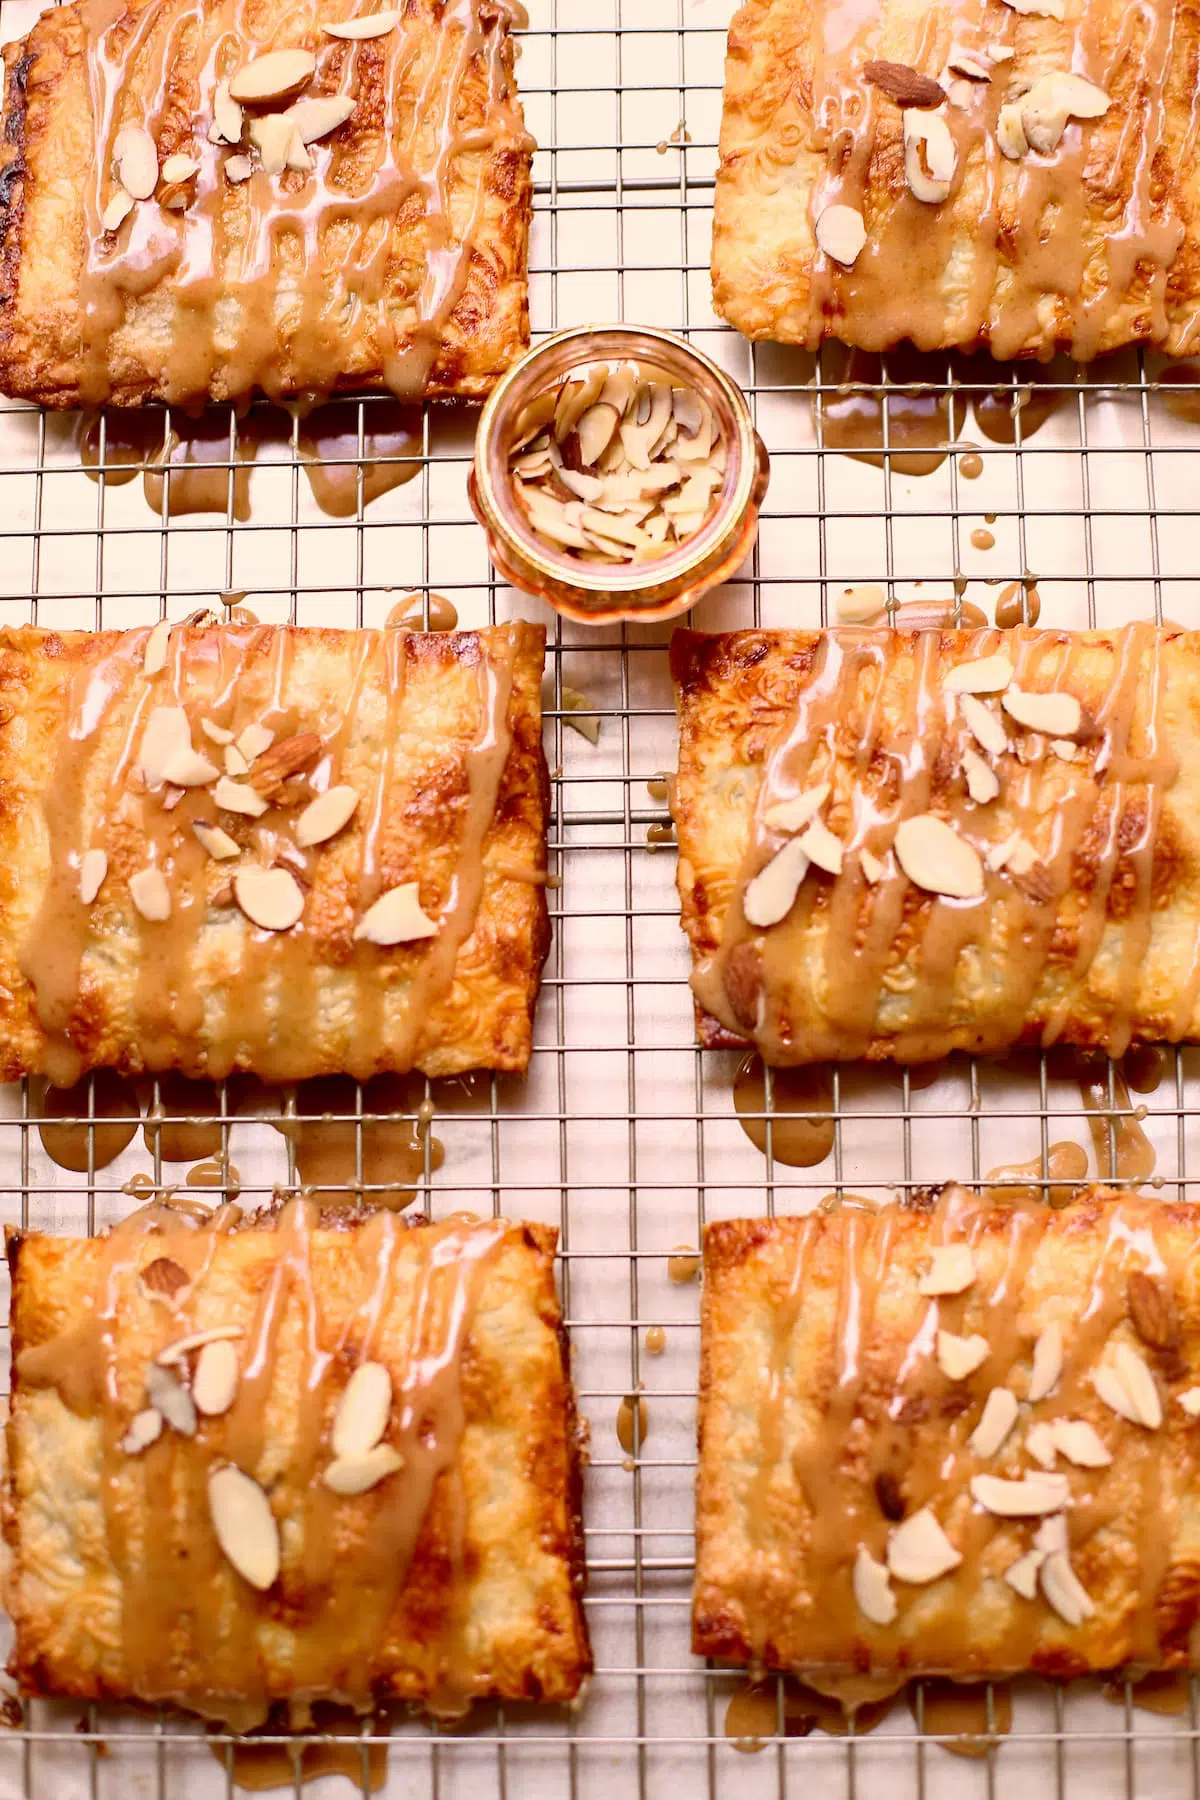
[671,625,1198,1064]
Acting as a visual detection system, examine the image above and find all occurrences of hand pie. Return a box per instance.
[671,624,1198,1064]
[5,1201,591,1722]
[695,1187,1200,1684]
[0,619,549,1084]
[711,0,1200,360]
[0,0,532,407]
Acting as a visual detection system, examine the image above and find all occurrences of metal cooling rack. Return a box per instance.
[3,0,1200,1794]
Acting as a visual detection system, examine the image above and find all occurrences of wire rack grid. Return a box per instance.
[2,0,1200,1794]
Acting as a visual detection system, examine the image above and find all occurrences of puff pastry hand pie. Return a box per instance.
[695,1188,1200,1683]
[5,1201,591,1722]
[0,0,532,407]
[670,624,1200,1064]
[0,619,549,1084]
[711,0,1200,360]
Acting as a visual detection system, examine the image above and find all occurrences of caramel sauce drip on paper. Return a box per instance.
[15,1195,509,1724]
[691,624,1182,1065]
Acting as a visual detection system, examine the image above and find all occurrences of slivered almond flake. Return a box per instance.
[561,686,602,744]
[236,723,274,764]
[215,776,269,818]
[143,618,170,675]
[156,1325,244,1366]
[948,46,992,79]
[743,838,810,929]
[996,101,1028,160]
[193,1338,239,1416]
[1179,1387,1200,1417]
[1020,70,1107,153]
[1004,1548,1044,1599]
[322,9,399,36]
[1002,687,1083,739]
[959,692,1008,757]
[213,79,243,144]
[1040,1550,1095,1625]
[763,784,831,836]
[225,744,250,777]
[860,848,886,883]
[139,704,192,786]
[234,866,305,933]
[355,882,438,946]
[193,820,240,860]
[970,1472,1069,1517]
[903,109,957,203]
[145,1361,197,1436]
[1093,1342,1162,1428]
[1050,738,1078,761]
[814,203,867,268]
[937,1330,989,1381]
[79,849,108,905]
[894,813,984,900]
[798,817,844,876]
[296,784,359,848]
[963,746,1000,804]
[228,48,317,104]
[121,1408,164,1455]
[323,1444,406,1494]
[162,745,221,787]
[332,1361,392,1458]
[1029,1322,1063,1402]
[1050,1418,1111,1468]
[887,1507,962,1584]
[969,1386,1019,1459]
[919,1243,976,1297]
[102,189,136,232]
[853,1545,897,1625]
[943,653,1014,694]
[130,867,171,921]
[161,153,200,184]
[249,113,308,176]
[1024,1421,1058,1469]
[113,125,158,201]
[208,1464,280,1589]
[225,155,253,184]
[837,584,886,623]
[1005,836,1038,876]
[1002,0,1065,14]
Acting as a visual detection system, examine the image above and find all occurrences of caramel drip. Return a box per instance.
[723,1676,897,1749]
[213,1715,389,1790]
[386,593,459,632]
[1080,1068,1157,1183]
[803,0,1184,358]
[732,1054,835,1167]
[273,1074,444,1206]
[75,0,528,406]
[692,625,1181,1064]
[985,1138,1089,1206]
[35,1070,140,1171]
[908,1679,1013,1756]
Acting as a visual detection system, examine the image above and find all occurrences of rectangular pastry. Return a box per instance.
[670,623,1197,1064]
[0,618,549,1084]
[0,0,532,407]
[711,0,1200,360]
[4,1201,591,1720]
[695,1187,1200,1683]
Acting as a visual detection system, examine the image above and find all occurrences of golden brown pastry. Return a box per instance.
[0,0,532,407]
[670,624,1200,1064]
[0,618,549,1084]
[711,0,1200,360]
[695,1187,1200,1683]
[5,1200,591,1720]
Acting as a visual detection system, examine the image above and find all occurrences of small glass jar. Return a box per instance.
[468,324,770,626]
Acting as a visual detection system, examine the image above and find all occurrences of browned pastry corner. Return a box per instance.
[4,1202,592,1718]
[670,624,1200,1063]
[695,1187,1200,1684]
[0,619,549,1083]
[0,0,532,407]
[711,0,1200,359]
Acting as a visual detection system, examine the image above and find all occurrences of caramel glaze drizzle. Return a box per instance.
[691,624,1183,1065]
[76,0,530,406]
[798,0,1186,358]
[18,622,520,1087]
[725,1188,1187,1678]
[15,1196,509,1725]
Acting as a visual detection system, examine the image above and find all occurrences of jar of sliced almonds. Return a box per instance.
[469,325,769,624]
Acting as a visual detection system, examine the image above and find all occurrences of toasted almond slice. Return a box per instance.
[620,384,672,471]
[598,364,639,416]
[161,153,200,184]
[959,692,1009,757]
[1179,1387,1200,1417]
[990,43,1015,61]
[143,617,170,675]
[1024,1420,1058,1470]
[1004,1548,1044,1599]
[1003,0,1064,13]
[213,79,244,144]
[557,467,606,503]
[968,1385,1019,1458]
[944,653,1014,694]
[193,1338,240,1416]
[556,367,608,444]
[236,723,274,764]
[296,784,359,848]
[1114,1341,1162,1428]
[225,155,254,184]
[355,882,438,945]
[193,820,241,860]
[156,1325,245,1366]
[234,866,305,932]
[559,686,601,744]
[249,114,304,176]
[894,813,984,900]
[113,125,158,201]
[322,8,399,35]
[963,746,1000,804]
[887,1506,962,1584]
[986,832,1019,873]
[225,744,250,778]
[208,1464,280,1589]
[578,506,646,548]
[1050,738,1078,761]
[229,48,317,104]
[332,1361,392,1458]
[937,1329,989,1381]
[102,189,136,232]
[860,847,886,883]
[214,776,269,818]
[853,1544,898,1625]
[919,1243,976,1296]
[162,745,221,787]
[129,867,171,921]
[743,837,810,929]
[674,394,715,464]
[815,203,867,268]
[1051,1418,1111,1468]
[837,584,886,624]
[574,401,621,468]
[1040,1549,1095,1625]
[1002,687,1083,738]
[287,93,357,144]
[79,848,108,906]
[121,1407,164,1455]
[145,1361,197,1436]
[1029,1321,1062,1402]
[798,817,844,876]
[139,704,192,786]
[970,1471,1069,1517]
[323,1443,406,1494]
[762,783,831,836]
[903,109,956,203]
[996,101,1029,159]
[1005,836,1038,876]
[948,46,992,78]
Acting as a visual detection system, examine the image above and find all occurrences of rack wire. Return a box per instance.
[2,0,1200,1793]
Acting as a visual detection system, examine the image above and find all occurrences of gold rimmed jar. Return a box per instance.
[468,324,770,626]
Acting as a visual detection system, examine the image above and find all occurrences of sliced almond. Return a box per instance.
[814,203,867,268]
[208,1464,280,1589]
[122,1408,164,1455]
[837,584,886,623]
[798,817,844,876]
[561,686,601,744]
[1021,71,1107,153]
[1002,687,1083,738]
[102,189,136,232]
[743,837,809,929]
[762,783,831,836]
[969,1471,1069,1517]
[1003,0,1065,13]
[852,1544,897,1625]
[323,1443,406,1495]
[331,1361,392,1458]
[903,109,957,204]
[225,744,250,777]
[960,693,1009,757]
[213,79,244,144]
[990,44,1015,62]
[937,1329,989,1381]
[1005,836,1038,876]
[860,848,886,883]
[229,48,317,104]
[129,867,171,922]
[162,745,221,787]
[193,820,241,860]
[214,776,269,818]
[322,9,399,36]
[944,653,1014,695]
[225,155,254,184]
[963,746,1000,804]
[234,866,305,933]
[559,467,606,503]
[156,1325,245,1366]
[296,784,359,848]
[1040,1550,1095,1626]
[919,1243,976,1297]
[1025,1420,1058,1469]
[556,366,608,444]
[235,723,274,764]
[620,384,673,471]
[1093,1342,1162,1429]
[996,101,1029,159]
[193,1338,240,1416]
[894,813,984,900]
[947,46,992,79]
[1029,1321,1062,1403]
[1179,1387,1200,1417]
[139,704,192,786]
[145,1361,197,1436]
[968,1385,1019,1459]
[575,401,621,467]
[599,364,639,416]
[79,848,108,906]
[1049,738,1078,762]
[142,619,170,677]
[887,1506,962,1584]
[290,94,359,148]
[1004,1548,1044,1600]
[355,882,438,945]
[113,124,158,202]
[160,153,199,184]
[674,394,715,464]
[1050,1418,1111,1468]
[249,113,307,176]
